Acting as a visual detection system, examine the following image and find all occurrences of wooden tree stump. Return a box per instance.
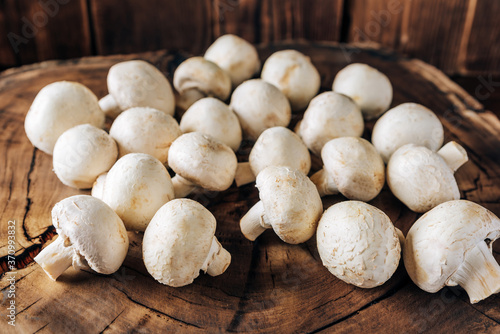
[0,43,499,333]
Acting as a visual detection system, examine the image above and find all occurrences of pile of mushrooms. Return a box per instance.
[24,34,499,305]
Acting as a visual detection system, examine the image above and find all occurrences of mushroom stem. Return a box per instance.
[234,162,256,186]
[91,173,107,200]
[171,175,197,198]
[34,236,74,281]
[437,141,468,172]
[176,89,206,111]
[447,240,500,304]
[240,201,272,241]
[310,168,339,196]
[201,237,232,277]
[98,94,121,118]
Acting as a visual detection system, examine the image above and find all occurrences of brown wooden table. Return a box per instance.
[0,42,499,333]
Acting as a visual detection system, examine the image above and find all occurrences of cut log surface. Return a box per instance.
[0,43,499,333]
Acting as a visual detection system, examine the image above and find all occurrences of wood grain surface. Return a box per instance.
[0,43,499,333]
[1,0,499,75]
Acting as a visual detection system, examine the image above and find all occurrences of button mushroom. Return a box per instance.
[317,201,401,288]
[94,153,175,231]
[173,57,231,110]
[310,137,385,201]
[34,195,129,281]
[25,81,105,155]
[204,34,260,87]
[179,97,242,151]
[99,60,175,118]
[230,79,291,140]
[387,141,468,212]
[109,107,182,164]
[297,91,364,156]
[234,126,311,186]
[168,132,238,198]
[261,49,320,111]
[53,124,118,189]
[332,63,393,120]
[143,198,231,287]
[240,166,323,244]
[372,103,444,163]
[404,200,500,303]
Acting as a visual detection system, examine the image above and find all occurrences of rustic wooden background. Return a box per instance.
[0,0,499,76]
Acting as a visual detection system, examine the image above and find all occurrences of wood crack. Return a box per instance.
[226,240,261,332]
[99,309,125,334]
[112,286,202,329]
[33,322,50,333]
[312,289,354,311]
[308,280,408,333]
[22,147,36,242]
[15,297,42,316]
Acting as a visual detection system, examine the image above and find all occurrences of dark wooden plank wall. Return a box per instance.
[0,0,498,75]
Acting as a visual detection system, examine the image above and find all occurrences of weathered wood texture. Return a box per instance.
[0,0,499,75]
[0,43,499,333]
[0,0,92,69]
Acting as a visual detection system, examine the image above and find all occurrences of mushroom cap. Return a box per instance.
[99,153,175,231]
[173,57,231,101]
[387,144,459,213]
[321,137,385,201]
[109,107,182,164]
[180,97,242,151]
[25,81,104,155]
[143,199,217,287]
[404,200,500,293]
[230,79,291,140]
[204,34,261,87]
[317,201,401,288]
[107,60,175,116]
[168,132,238,191]
[261,49,320,111]
[372,103,444,163]
[52,195,129,274]
[332,63,393,120]
[53,124,118,189]
[249,126,311,176]
[256,166,323,244]
[299,91,364,156]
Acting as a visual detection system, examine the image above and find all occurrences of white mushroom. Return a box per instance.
[25,81,104,155]
[230,79,291,140]
[99,60,175,118]
[311,137,385,201]
[173,57,231,110]
[297,91,364,156]
[109,107,182,164]
[317,201,401,288]
[168,132,238,198]
[53,124,117,189]
[372,103,444,163]
[404,200,500,303]
[180,97,242,151]
[204,34,260,87]
[387,141,468,212]
[234,126,311,186]
[143,198,231,287]
[240,166,323,243]
[261,50,320,111]
[332,63,393,120]
[34,195,129,281]
[94,153,175,231]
